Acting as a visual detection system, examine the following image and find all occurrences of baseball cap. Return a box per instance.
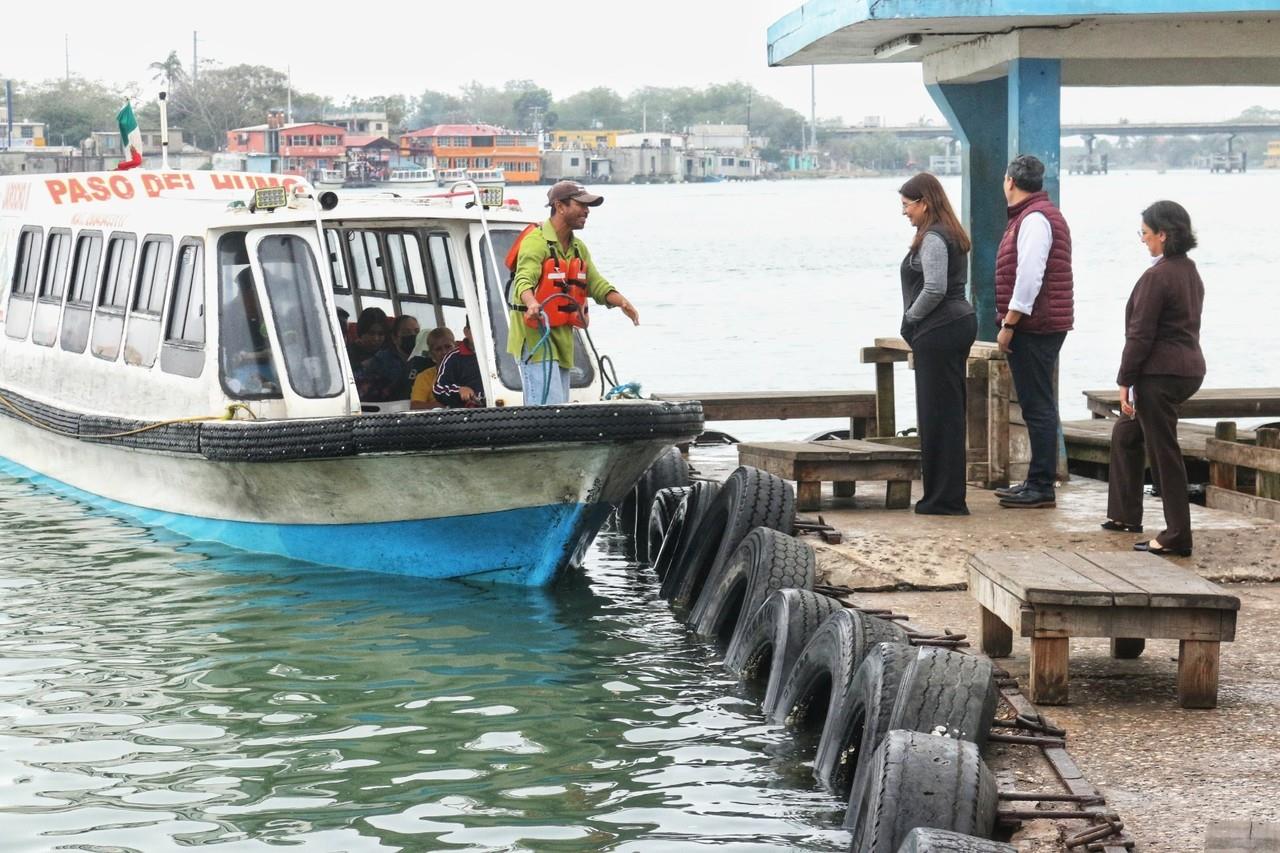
[547,180,604,207]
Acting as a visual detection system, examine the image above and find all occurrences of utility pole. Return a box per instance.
[810,66,817,151]
[65,35,70,81]
[192,31,198,86]
[286,65,292,124]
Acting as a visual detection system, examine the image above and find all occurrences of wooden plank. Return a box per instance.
[794,460,921,482]
[1210,421,1239,492]
[967,567,1030,634]
[1084,386,1280,419]
[874,336,911,352]
[1206,437,1280,475]
[1177,639,1221,708]
[885,480,912,509]
[969,550,1115,607]
[796,480,822,511]
[860,346,910,364]
[1050,552,1150,607]
[1026,605,1234,642]
[653,391,876,422]
[1070,551,1240,610]
[817,438,921,460]
[1206,484,1280,522]
[987,359,1011,487]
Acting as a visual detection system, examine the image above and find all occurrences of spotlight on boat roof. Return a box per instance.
[249,185,290,213]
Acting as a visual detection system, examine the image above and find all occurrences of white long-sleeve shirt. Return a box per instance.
[1008,212,1052,316]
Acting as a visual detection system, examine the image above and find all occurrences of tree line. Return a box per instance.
[3,52,807,163]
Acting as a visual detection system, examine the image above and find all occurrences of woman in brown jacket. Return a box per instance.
[1104,200,1206,556]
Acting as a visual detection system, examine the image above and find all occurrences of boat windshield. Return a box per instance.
[256,234,344,399]
[218,233,280,399]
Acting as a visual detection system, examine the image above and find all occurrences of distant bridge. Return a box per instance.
[821,120,1280,142]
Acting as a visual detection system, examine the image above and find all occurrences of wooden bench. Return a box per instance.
[1083,386,1280,420]
[737,438,921,511]
[968,550,1239,708]
[652,391,877,438]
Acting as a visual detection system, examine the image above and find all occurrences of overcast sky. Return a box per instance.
[5,0,1277,126]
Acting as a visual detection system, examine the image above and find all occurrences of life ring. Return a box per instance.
[687,526,815,643]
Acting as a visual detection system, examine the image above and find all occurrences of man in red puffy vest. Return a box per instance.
[993,154,1073,509]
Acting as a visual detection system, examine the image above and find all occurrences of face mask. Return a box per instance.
[400,334,417,353]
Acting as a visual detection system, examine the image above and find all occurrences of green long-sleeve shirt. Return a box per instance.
[507,220,615,368]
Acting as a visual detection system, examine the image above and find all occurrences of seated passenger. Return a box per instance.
[411,327,456,410]
[382,314,421,398]
[433,321,484,408]
[347,307,400,403]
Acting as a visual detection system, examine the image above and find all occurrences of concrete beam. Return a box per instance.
[924,18,1280,85]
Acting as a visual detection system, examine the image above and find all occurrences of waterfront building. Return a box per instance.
[344,134,403,175]
[399,124,541,184]
[0,106,47,149]
[88,127,210,171]
[1265,140,1280,168]
[550,129,629,150]
[614,132,685,149]
[225,111,347,177]
[325,111,391,136]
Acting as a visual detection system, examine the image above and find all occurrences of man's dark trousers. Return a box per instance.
[1007,330,1067,492]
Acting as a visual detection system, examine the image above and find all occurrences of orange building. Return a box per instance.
[400,123,541,184]
[226,113,346,176]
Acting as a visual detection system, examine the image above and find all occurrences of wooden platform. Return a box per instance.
[652,391,877,437]
[969,549,1239,708]
[1083,387,1280,420]
[737,438,921,511]
[1063,418,1256,467]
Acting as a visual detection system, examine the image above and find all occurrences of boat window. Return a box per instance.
[386,232,429,298]
[124,236,173,368]
[60,231,103,354]
[91,232,136,361]
[257,234,343,399]
[426,233,463,305]
[160,239,205,378]
[348,230,388,293]
[476,231,595,393]
[218,231,280,399]
[323,228,349,292]
[4,226,43,341]
[31,228,72,347]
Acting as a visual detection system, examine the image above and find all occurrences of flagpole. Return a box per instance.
[159,91,170,170]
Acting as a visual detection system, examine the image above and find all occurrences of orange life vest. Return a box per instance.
[506,225,590,329]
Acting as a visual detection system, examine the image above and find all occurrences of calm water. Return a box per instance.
[2,171,1275,850]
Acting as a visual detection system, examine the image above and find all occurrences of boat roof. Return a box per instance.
[0,170,534,232]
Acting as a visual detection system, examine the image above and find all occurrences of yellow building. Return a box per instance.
[549,129,630,150]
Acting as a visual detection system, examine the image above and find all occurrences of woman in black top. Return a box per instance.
[1105,200,1206,556]
[898,173,979,515]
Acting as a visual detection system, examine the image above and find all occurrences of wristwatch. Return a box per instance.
[1001,322,1017,330]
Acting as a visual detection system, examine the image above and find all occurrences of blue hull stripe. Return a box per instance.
[0,455,612,586]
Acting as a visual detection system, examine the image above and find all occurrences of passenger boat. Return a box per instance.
[381,165,435,189]
[435,167,467,186]
[0,169,702,584]
[466,166,505,187]
[311,168,346,189]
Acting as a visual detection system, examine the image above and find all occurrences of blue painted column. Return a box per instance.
[929,58,1062,340]
[928,77,1007,340]
[1007,58,1063,204]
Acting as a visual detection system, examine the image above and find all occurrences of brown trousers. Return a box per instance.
[1107,374,1204,549]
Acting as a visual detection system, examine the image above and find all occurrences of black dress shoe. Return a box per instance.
[999,489,1056,509]
[1134,540,1192,557]
[994,481,1027,499]
[1101,520,1144,533]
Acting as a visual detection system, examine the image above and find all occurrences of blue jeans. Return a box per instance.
[1007,330,1067,492]
[520,348,571,405]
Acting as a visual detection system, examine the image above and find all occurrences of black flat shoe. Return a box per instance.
[994,481,1026,499]
[1101,520,1143,533]
[999,490,1056,509]
[1133,540,1192,557]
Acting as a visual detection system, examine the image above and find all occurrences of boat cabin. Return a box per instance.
[0,170,602,423]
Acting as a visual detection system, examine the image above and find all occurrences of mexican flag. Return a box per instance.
[115,101,143,170]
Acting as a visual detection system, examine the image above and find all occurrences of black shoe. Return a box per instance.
[1101,520,1144,533]
[1134,540,1192,557]
[999,489,1056,509]
[994,481,1027,499]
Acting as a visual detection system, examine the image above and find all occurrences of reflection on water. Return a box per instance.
[0,473,847,851]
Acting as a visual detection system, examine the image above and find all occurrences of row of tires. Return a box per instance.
[620,450,1017,853]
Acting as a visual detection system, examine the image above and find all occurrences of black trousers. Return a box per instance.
[912,314,978,514]
[1107,374,1203,550]
[1007,330,1067,491]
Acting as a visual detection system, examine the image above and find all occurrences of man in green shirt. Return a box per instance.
[508,180,639,404]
